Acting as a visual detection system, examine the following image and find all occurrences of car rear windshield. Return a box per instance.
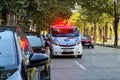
[0,31,17,69]
[26,35,43,47]
[81,34,91,39]
[51,27,79,37]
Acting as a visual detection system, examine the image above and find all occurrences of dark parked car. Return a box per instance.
[0,26,49,80]
[80,34,94,48]
[25,32,50,80]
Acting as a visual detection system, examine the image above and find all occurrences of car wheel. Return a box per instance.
[91,45,94,49]
[40,66,51,80]
[21,64,28,80]
[88,46,90,48]
[77,55,82,58]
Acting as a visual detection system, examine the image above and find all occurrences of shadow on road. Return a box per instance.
[51,56,82,59]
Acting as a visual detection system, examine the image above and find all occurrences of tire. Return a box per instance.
[40,70,50,80]
[91,45,94,49]
[21,64,28,80]
[88,46,90,48]
[77,55,82,58]
[40,65,51,80]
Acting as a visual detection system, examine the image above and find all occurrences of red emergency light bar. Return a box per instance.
[52,20,74,27]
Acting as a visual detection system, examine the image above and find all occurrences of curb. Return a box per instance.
[95,43,120,49]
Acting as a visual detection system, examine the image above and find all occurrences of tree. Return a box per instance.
[0,0,27,25]
[77,0,120,46]
[25,0,78,31]
[1,0,78,30]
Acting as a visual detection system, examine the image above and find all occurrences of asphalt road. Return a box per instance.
[51,45,120,80]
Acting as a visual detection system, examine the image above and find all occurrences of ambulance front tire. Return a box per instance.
[77,55,82,58]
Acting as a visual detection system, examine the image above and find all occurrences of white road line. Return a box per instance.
[74,60,86,70]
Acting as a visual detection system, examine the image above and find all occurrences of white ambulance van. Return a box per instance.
[48,25,82,58]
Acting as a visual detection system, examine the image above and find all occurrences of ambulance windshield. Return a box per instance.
[51,27,79,37]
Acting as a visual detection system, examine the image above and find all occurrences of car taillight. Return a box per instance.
[91,40,94,43]
[20,41,25,50]
[20,39,27,50]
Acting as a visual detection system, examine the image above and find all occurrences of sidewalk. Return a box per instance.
[95,40,120,49]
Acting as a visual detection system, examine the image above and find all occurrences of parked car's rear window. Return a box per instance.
[0,31,17,68]
[81,34,91,39]
[26,36,43,47]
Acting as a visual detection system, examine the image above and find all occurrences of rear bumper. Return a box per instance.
[81,42,94,46]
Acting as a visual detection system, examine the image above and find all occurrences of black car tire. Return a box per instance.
[91,45,94,49]
[21,64,28,80]
[40,65,51,80]
[77,55,82,58]
[88,46,91,48]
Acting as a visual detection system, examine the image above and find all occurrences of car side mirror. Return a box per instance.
[27,53,49,68]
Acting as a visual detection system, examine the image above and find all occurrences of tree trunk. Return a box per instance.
[102,27,105,45]
[93,21,96,43]
[99,26,102,41]
[105,22,108,42]
[84,26,86,34]
[110,27,112,40]
[113,20,119,46]
[113,0,119,46]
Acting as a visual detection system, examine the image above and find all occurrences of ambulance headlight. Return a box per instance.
[76,40,81,45]
[52,40,60,45]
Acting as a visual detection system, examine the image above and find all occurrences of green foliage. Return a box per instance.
[1,0,78,31]
[75,0,120,46]
[25,0,78,30]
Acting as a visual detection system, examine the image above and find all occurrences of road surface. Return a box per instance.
[51,45,120,80]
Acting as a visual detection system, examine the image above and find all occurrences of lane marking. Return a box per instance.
[74,60,86,70]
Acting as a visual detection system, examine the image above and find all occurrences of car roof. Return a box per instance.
[0,25,15,31]
[0,25,21,33]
